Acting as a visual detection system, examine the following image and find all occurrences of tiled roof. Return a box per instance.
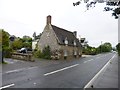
[51,25,81,47]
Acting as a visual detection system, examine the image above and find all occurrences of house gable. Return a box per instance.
[38,24,61,51]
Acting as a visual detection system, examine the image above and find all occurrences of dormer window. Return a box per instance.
[74,40,76,46]
[64,37,68,45]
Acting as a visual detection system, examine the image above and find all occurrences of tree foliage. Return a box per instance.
[12,36,32,50]
[42,46,51,59]
[82,42,112,55]
[1,29,12,60]
[33,46,51,59]
[73,0,120,19]
[2,29,9,48]
[33,50,43,58]
[116,43,120,56]
[82,45,97,55]
[12,39,23,50]
[22,36,32,49]
[98,42,112,53]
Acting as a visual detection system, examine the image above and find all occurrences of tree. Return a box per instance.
[1,29,11,62]
[11,36,32,50]
[73,0,120,19]
[22,36,32,49]
[2,29,9,48]
[12,39,23,50]
[82,45,97,55]
[116,43,120,56]
[98,42,112,53]
[22,42,32,49]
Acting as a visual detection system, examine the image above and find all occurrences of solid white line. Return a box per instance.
[4,66,38,74]
[44,64,79,76]
[0,84,15,89]
[84,54,116,89]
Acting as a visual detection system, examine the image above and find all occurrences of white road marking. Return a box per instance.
[84,61,88,63]
[4,66,38,74]
[0,83,15,89]
[28,66,38,69]
[88,59,94,62]
[44,64,79,76]
[84,54,116,89]
[84,59,94,63]
[5,69,23,74]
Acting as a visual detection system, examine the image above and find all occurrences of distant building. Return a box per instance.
[23,35,31,39]
[32,39,38,50]
[38,15,82,59]
[32,32,38,50]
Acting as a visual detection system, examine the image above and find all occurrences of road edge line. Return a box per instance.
[84,54,116,89]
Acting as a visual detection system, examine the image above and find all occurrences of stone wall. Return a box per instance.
[59,45,82,59]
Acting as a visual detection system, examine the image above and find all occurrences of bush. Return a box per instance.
[33,50,43,58]
[3,47,13,58]
[42,46,51,59]
[33,46,51,60]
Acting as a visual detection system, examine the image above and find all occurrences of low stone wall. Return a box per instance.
[11,52,34,62]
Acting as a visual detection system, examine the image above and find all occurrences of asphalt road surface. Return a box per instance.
[2,52,117,88]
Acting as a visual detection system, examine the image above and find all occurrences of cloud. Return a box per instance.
[0,0,118,47]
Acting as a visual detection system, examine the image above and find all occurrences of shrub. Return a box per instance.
[33,50,43,58]
[42,46,51,59]
[33,46,51,60]
[3,47,13,58]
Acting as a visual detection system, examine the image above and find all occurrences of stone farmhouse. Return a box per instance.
[38,15,82,59]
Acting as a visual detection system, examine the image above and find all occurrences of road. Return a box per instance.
[2,52,117,88]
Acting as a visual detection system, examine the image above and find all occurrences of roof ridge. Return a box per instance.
[51,25,74,34]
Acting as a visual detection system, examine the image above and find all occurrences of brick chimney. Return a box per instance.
[46,15,51,25]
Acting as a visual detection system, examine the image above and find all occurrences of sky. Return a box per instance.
[0,0,118,47]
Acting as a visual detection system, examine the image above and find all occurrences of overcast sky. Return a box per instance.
[0,0,118,47]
